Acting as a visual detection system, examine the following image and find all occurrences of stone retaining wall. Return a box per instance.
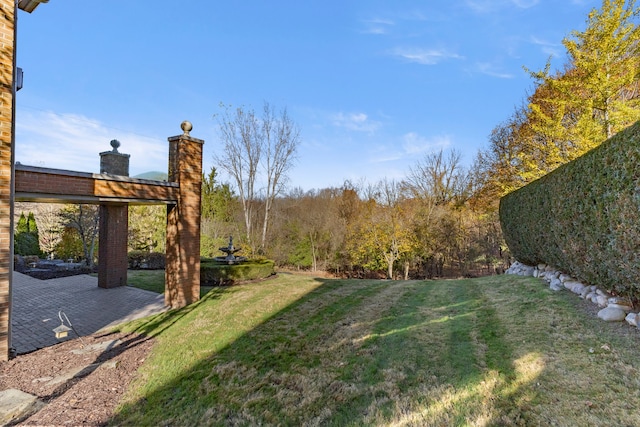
[506,261,640,327]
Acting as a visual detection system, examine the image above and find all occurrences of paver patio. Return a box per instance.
[11,272,167,354]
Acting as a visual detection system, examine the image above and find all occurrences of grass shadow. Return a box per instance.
[108,276,550,425]
[117,287,230,339]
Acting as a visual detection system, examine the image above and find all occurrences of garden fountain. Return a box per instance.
[214,236,247,264]
[202,236,273,286]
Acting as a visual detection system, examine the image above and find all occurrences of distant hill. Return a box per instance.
[134,171,168,181]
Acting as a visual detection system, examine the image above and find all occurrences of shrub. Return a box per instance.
[499,121,640,301]
[200,258,275,286]
[128,251,166,270]
[146,252,166,269]
[128,250,146,269]
[15,232,40,257]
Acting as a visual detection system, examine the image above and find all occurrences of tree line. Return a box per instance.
[203,150,502,279]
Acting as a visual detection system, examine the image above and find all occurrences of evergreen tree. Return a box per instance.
[16,213,27,235]
[27,212,38,234]
[200,167,238,258]
[202,167,234,222]
[14,212,41,256]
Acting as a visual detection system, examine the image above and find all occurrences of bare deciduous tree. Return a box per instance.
[216,106,261,248]
[261,103,300,250]
[216,102,300,252]
[405,148,468,206]
[403,149,471,278]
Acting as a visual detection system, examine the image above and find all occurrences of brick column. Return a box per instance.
[165,121,203,308]
[98,140,130,288]
[98,204,128,288]
[0,0,15,361]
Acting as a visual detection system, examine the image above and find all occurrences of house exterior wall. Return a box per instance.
[0,0,15,361]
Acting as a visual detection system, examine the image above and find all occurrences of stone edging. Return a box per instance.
[506,261,639,326]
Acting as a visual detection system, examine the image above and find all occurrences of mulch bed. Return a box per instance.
[0,331,154,426]
[17,266,98,281]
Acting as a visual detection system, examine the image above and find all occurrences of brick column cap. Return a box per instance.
[168,121,204,145]
[167,134,204,145]
[99,150,131,158]
[99,139,132,157]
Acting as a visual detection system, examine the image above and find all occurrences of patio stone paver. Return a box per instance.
[11,272,167,354]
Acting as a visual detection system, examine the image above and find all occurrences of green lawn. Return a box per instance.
[126,269,214,297]
[126,270,165,294]
[111,273,640,426]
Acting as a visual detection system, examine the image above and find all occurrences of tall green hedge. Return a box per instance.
[499,121,640,300]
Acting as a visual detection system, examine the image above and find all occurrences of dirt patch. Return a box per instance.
[0,331,154,426]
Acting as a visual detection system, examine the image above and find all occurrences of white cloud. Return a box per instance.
[369,149,403,164]
[391,47,463,65]
[15,109,168,176]
[366,132,451,165]
[511,0,539,8]
[361,18,395,35]
[398,10,427,21]
[475,62,514,79]
[331,112,381,133]
[402,132,451,154]
[465,0,500,13]
[530,36,563,58]
[466,0,539,13]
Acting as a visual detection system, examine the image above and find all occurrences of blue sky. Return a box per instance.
[15,0,600,192]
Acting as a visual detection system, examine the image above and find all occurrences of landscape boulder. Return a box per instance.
[549,278,563,292]
[563,280,585,295]
[608,303,633,313]
[625,312,639,327]
[597,307,626,322]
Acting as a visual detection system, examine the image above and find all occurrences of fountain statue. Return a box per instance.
[215,236,247,264]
